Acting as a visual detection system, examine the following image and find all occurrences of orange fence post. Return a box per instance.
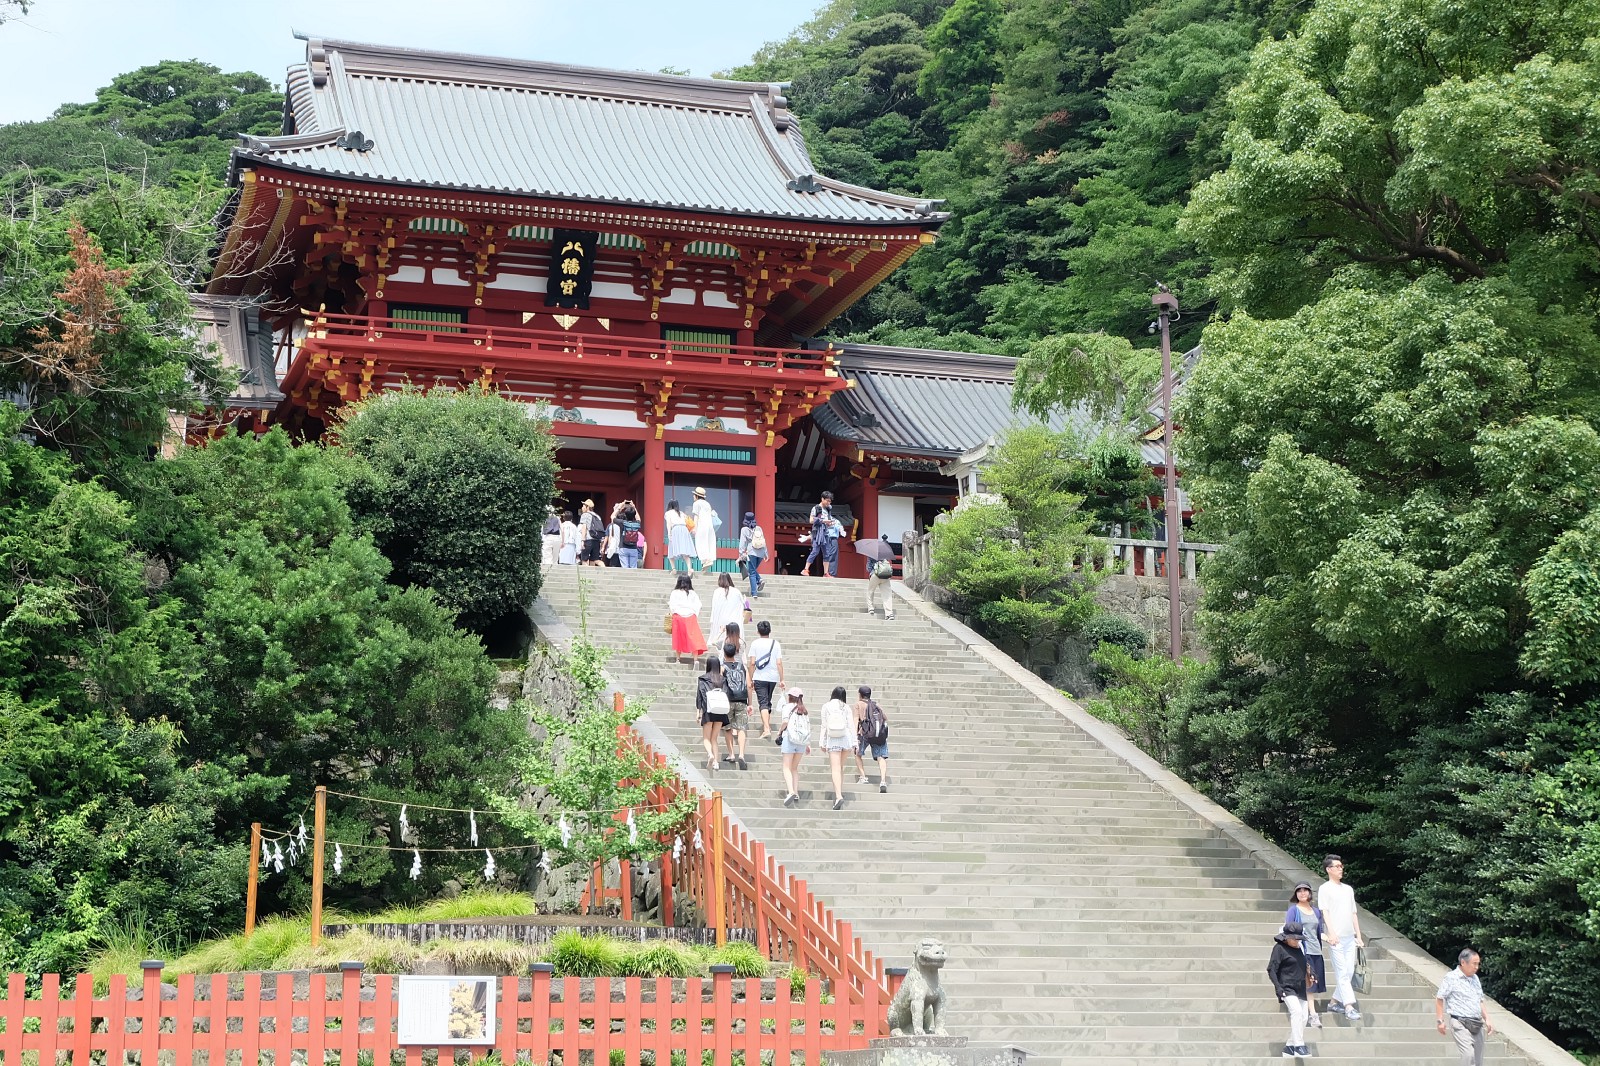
[139,961,164,1066]
[659,842,675,927]
[339,963,363,1065]
[246,822,262,936]
[311,785,327,948]
[710,966,734,1065]
[529,964,554,1064]
[751,840,771,957]
[710,791,727,947]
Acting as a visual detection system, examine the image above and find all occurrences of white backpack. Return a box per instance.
[704,684,731,717]
[750,526,767,553]
[824,699,852,740]
[783,708,811,745]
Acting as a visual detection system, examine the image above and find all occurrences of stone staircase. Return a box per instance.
[535,565,1556,1066]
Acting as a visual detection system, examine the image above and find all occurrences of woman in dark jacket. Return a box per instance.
[1285,882,1327,1027]
[694,656,728,771]
[1267,922,1312,1059]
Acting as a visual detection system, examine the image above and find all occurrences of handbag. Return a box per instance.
[661,612,673,635]
[1351,945,1372,995]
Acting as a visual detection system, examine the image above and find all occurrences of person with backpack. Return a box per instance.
[578,499,605,566]
[615,503,645,569]
[820,685,854,810]
[746,620,784,738]
[737,511,769,598]
[694,655,729,772]
[800,490,834,577]
[852,685,890,792]
[776,687,811,806]
[542,505,562,568]
[866,534,896,619]
[718,641,751,770]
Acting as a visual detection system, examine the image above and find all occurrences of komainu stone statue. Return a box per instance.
[887,937,949,1036]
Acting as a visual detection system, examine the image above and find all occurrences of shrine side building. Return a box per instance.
[206,36,1069,576]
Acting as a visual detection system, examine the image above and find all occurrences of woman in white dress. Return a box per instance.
[708,572,743,648]
[690,486,719,571]
[664,499,696,572]
[557,510,581,566]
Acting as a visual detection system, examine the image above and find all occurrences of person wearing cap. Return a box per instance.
[690,487,719,571]
[578,499,604,566]
[1285,882,1327,1028]
[1267,922,1313,1059]
[776,687,811,806]
[737,511,768,598]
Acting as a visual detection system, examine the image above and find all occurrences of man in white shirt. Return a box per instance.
[1318,853,1365,1020]
[745,620,784,738]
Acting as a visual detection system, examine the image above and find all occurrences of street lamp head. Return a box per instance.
[1151,290,1179,313]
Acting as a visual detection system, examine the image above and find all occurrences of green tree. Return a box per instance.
[1173,0,1600,1043]
[918,0,1002,127]
[931,426,1102,645]
[337,388,559,631]
[496,631,698,869]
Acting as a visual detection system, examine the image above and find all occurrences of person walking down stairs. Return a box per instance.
[1268,922,1314,1060]
[852,685,890,793]
[1286,882,1328,1029]
[738,511,768,597]
[1319,854,1366,1020]
[666,573,706,664]
[776,687,810,806]
[695,655,730,772]
[820,686,854,810]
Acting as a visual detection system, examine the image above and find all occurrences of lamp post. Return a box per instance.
[1152,286,1182,661]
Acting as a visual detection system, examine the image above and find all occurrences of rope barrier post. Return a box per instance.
[311,785,327,948]
[246,822,262,936]
[710,791,727,947]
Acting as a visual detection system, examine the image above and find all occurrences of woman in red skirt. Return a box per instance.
[668,573,706,664]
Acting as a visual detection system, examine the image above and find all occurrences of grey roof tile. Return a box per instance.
[813,344,1092,458]
[238,36,945,227]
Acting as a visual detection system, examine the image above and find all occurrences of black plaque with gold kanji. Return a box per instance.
[545,229,599,309]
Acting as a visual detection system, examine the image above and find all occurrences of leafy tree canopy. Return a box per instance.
[337,388,559,631]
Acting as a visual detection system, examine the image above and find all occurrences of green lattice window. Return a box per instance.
[391,305,465,333]
[663,327,735,354]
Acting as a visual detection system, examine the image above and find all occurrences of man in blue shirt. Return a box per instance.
[801,490,837,577]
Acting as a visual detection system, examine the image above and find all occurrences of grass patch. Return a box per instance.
[708,941,767,978]
[424,938,541,975]
[545,930,627,977]
[351,889,537,924]
[621,942,700,978]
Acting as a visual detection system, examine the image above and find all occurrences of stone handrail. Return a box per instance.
[899,529,1221,591]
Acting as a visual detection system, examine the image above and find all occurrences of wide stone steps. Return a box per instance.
[535,567,1544,1066]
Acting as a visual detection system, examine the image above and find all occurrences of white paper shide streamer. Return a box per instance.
[559,814,572,847]
[470,809,479,846]
[673,835,683,861]
[483,849,496,881]
[297,816,308,848]
[692,827,703,852]
[399,804,410,842]
[410,848,422,881]
[333,843,344,876]
[272,840,285,873]
[627,809,638,845]
[540,850,553,875]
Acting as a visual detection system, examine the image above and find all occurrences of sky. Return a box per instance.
[0,0,813,124]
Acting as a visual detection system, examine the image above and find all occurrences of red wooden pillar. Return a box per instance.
[755,440,777,562]
[642,433,666,567]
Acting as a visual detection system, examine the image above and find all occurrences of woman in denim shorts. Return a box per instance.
[777,688,810,807]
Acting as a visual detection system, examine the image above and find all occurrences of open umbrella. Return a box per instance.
[853,536,896,564]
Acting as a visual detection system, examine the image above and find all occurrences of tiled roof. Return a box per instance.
[811,344,1091,459]
[190,295,281,407]
[234,36,945,227]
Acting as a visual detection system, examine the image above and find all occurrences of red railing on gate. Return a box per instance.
[0,966,881,1066]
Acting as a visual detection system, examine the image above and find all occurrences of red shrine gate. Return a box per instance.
[205,37,947,557]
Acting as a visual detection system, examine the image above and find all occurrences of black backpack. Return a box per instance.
[861,699,888,744]
[722,658,749,703]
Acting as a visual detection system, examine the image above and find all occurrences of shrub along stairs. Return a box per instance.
[535,565,1567,1066]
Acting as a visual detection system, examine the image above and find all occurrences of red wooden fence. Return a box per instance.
[0,964,882,1066]
[623,731,895,1016]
